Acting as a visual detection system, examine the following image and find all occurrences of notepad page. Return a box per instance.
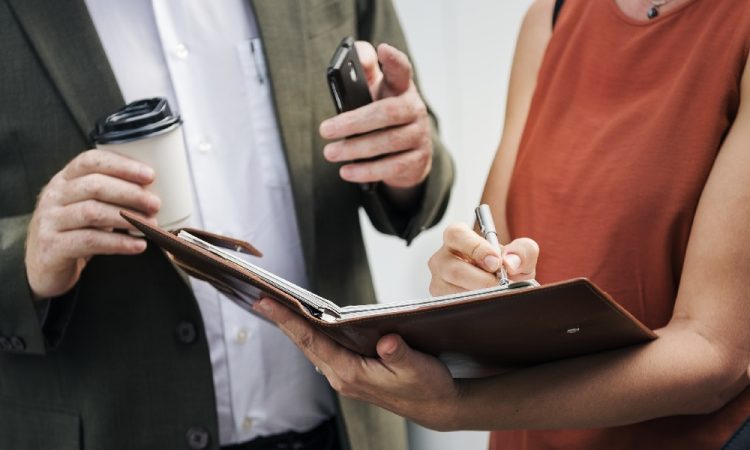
[178,230,538,321]
[337,280,538,318]
[178,231,343,318]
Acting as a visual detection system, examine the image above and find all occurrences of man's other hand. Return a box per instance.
[25,150,160,299]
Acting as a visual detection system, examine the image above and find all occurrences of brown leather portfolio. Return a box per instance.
[122,211,656,378]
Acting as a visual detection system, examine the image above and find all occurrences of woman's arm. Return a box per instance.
[427,0,552,296]
[446,45,750,430]
[482,0,554,241]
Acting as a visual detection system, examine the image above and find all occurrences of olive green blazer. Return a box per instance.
[0,0,453,449]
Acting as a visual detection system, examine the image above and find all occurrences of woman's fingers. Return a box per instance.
[503,237,540,279]
[430,223,541,295]
[429,247,500,294]
[442,223,501,272]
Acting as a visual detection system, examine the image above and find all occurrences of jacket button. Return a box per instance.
[10,336,25,351]
[185,427,210,449]
[0,336,10,351]
[176,322,197,344]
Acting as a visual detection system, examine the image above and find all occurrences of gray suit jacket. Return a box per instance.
[0,0,453,449]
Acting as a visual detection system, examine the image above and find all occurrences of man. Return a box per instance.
[0,0,453,449]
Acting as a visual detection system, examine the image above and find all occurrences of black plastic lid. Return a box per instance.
[91,97,182,144]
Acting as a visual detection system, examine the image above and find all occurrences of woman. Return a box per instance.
[255,0,750,448]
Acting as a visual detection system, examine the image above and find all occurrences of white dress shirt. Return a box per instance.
[83,0,336,445]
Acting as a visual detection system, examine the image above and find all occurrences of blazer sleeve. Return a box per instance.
[356,0,455,245]
[0,214,77,355]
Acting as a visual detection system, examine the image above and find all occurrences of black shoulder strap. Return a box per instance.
[552,0,566,29]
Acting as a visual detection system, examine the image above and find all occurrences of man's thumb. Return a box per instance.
[377,334,411,365]
[378,43,413,95]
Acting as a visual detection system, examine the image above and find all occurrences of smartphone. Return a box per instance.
[327,36,377,190]
[327,36,373,113]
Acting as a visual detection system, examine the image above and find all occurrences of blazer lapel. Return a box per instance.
[10,0,318,272]
[7,0,123,141]
[251,0,317,271]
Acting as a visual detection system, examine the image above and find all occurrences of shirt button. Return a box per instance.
[176,322,197,345]
[174,43,189,60]
[242,417,253,431]
[10,336,26,352]
[235,328,248,345]
[185,427,210,450]
[197,140,212,153]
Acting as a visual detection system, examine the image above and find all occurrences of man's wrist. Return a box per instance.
[381,178,428,214]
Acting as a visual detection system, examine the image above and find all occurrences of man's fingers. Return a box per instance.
[53,202,156,232]
[62,149,155,185]
[320,93,422,140]
[375,334,453,393]
[443,223,501,272]
[57,229,148,260]
[354,40,382,89]
[377,43,413,95]
[339,147,430,188]
[376,335,414,371]
[255,298,402,399]
[256,299,331,373]
[502,237,540,278]
[254,298,356,372]
[323,121,425,162]
[25,152,154,299]
[59,173,161,214]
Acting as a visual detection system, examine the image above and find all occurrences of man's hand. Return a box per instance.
[254,297,462,431]
[320,42,432,190]
[428,223,539,296]
[25,150,161,299]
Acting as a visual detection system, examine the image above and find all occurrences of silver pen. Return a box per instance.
[475,204,510,287]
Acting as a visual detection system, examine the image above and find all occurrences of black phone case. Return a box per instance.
[327,37,373,113]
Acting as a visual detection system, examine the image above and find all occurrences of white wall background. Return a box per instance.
[360,1,534,449]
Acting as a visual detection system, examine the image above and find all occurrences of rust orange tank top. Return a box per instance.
[496,0,750,449]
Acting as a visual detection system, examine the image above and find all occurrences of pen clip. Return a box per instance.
[475,204,495,238]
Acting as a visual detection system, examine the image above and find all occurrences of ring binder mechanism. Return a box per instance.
[122,211,656,378]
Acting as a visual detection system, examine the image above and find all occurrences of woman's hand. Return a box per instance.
[253,298,462,431]
[428,222,539,296]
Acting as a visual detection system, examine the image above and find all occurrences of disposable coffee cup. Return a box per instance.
[91,98,193,231]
